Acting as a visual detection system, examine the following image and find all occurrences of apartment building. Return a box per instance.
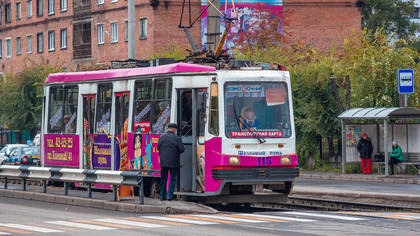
[0,0,201,74]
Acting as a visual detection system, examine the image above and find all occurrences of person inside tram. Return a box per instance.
[240,107,259,130]
[64,114,76,133]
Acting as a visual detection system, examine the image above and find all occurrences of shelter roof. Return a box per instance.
[338,107,420,120]
[45,63,216,84]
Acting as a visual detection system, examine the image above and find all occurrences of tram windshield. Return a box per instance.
[224,82,292,138]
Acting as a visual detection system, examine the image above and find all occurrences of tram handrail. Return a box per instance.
[0,165,158,204]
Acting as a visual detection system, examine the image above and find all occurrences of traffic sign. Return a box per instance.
[398,69,414,94]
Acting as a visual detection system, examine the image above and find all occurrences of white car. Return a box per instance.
[0,144,28,165]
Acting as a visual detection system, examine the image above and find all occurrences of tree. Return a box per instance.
[0,59,62,131]
[361,0,416,39]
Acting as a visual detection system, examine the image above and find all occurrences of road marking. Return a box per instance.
[192,214,268,223]
[95,219,166,228]
[340,212,420,220]
[0,226,30,234]
[74,219,141,229]
[168,215,239,224]
[217,214,288,223]
[142,216,218,225]
[0,232,10,235]
[46,221,115,230]
[278,212,364,221]
[238,213,317,222]
[0,224,64,233]
[122,217,190,226]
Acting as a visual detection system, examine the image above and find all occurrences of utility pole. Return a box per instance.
[207,0,220,51]
[128,0,136,60]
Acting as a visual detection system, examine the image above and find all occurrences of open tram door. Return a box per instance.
[177,88,207,193]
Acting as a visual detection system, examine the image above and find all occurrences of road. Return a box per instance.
[1,197,419,236]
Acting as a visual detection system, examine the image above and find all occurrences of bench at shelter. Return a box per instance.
[374,152,420,174]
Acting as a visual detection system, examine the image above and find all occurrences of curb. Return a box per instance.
[0,189,218,214]
[292,190,420,204]
[299,173,420,185]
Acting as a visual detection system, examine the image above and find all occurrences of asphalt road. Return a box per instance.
[1,197,420,236]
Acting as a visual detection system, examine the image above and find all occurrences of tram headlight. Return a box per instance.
[280,156,291,165]
[229,156,240,165]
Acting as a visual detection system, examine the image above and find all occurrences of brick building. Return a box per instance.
[0,0,201,74]
[0,0,361,75]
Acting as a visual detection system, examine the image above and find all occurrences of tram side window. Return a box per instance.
[96,83,113,134]
[48,85,78,134]
[208,82,219,136]
[151,78,172,133]
[133,79,152,132]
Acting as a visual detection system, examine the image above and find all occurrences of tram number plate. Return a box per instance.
[257,157,272,166]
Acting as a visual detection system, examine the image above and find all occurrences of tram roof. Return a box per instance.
[45,63,216,84]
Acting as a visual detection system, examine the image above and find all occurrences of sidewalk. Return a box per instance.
[300,171,420,184]
[0,183,217,214]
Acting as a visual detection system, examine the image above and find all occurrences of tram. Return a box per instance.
[41,62,299,203]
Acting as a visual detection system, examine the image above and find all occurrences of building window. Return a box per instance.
[97,24,104,44]
[5,4,11,23]
[97,0,104,5]
[0,39,2,58]
[37,0,43,16]
[111,22,118,43]
[48,0,54,15]
[48,31,55,51]
[26,0,32,18]
[60,0,67,11]
[16,2,22,20]
[139,18,147,40]
[16,37,22,55]
[0,6,3,25]
[73,22,91,59]
[37,32,43,53]
[124,20,128,42]
[60,28,67,49]
[6,38,11,58]
[110,0,118,3]
[27,35,32,53]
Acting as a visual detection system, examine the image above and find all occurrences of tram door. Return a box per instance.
[114,92,130,170]
[82,95,96,169]
[177,88,206,192]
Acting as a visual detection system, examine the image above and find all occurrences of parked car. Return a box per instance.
[0,144,28,165]
[14,147,41,166]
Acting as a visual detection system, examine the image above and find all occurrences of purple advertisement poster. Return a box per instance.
[201,0,283,49]
[92,134,112,169]
[44,134,79,167]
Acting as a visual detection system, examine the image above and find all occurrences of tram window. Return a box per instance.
[151,78,172,133]
[133,80,152,130]
[96,83,112,134]
[208,82,219,136]
[48,85,78,134]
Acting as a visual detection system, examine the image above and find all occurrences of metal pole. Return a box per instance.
[341,120,346,174]
[23,178,27,191]
[112,185,117,202]
[139,176,144,205]
[64,182,68,195]
[207,0,220,51]
[128,0,136,60]
[404,94,407,107]
[88,184,92,198]
[43,180,47,193]
[384,119,389,176]
[4,177,7,189]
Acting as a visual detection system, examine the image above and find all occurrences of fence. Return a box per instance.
[0,166,157,204]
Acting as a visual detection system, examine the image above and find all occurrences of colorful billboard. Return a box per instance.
[44,134,80,167]
[201,0,283,49]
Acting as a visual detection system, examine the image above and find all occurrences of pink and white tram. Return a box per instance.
[41,62,299,202]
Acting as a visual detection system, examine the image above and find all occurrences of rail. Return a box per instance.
[0,166,159,204]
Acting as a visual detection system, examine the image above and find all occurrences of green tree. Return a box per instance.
[361,0,416,39]
[0,60,62,131]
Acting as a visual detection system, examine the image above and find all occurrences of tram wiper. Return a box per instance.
[232,98,266,144]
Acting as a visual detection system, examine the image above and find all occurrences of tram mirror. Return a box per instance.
[197,91,206,112]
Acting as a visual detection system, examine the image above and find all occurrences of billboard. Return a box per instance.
[201,0,283,49]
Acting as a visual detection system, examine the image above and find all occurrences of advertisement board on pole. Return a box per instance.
[398,69,414,94]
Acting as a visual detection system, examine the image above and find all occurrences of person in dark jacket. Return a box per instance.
[357,133,373,174]
[157,123,185,201]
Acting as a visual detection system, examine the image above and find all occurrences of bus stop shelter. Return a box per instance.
[338,107,420,176]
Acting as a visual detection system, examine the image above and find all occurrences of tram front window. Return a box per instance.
[224,82,291,138]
